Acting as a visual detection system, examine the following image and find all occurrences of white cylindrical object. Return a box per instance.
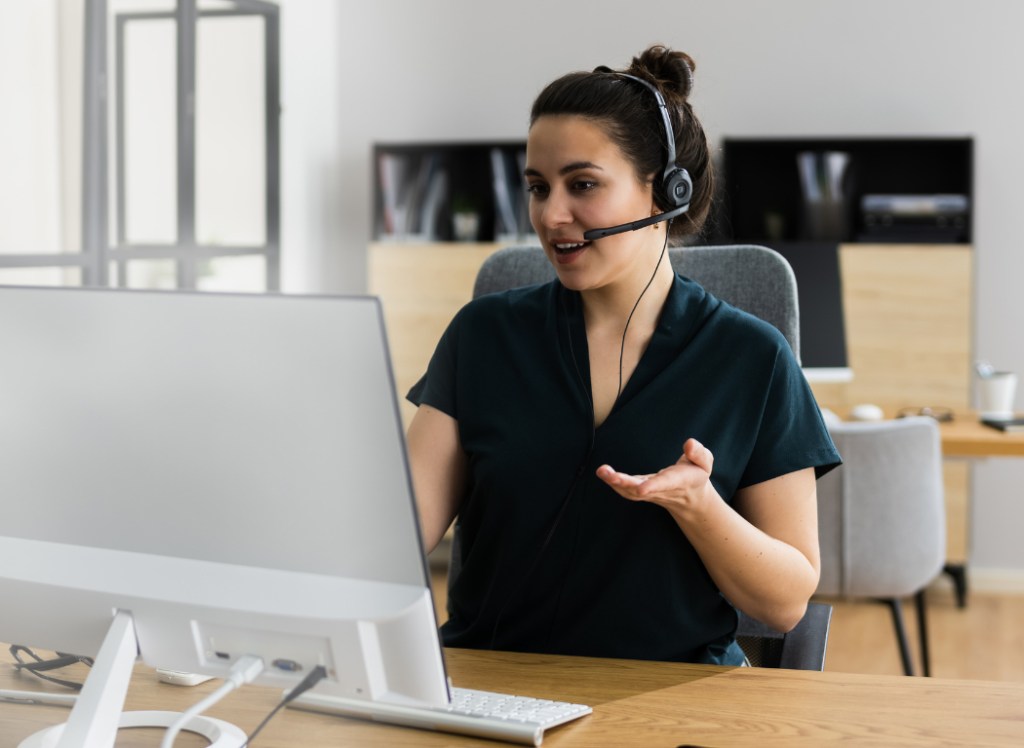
[978,372,1018,419]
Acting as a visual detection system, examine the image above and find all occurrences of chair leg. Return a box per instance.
[882,598,915,676]
[915,589,932,677]
[943,563,968,608]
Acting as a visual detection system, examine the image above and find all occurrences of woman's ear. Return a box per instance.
[646,173,660,216]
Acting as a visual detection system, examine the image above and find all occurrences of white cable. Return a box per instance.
[0,689,78,708]
[159,655,264,748]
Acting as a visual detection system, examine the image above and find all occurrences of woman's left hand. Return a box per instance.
[595,437,717,516]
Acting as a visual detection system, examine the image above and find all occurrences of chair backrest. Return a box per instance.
[473,244,801,361]
[735,602,833,671]
[816,416,946,598]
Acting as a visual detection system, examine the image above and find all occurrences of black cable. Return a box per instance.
[616,221,672,400]
[242,665,327,747]
[8,644,93,691]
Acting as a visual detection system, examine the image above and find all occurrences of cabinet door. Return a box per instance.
[369,242,504,427]
[809,244,973,413]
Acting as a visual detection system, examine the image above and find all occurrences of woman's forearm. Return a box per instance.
[667,489,820,631]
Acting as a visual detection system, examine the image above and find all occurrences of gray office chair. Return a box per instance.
[735,602,833,671]
[473,244,801,361]
[815,416,946,676]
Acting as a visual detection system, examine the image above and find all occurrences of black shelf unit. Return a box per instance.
[372,140,531,242]
[717,137,974,245]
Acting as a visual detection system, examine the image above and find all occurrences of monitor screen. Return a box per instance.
[0,286,449,721]
[767,242,852,383]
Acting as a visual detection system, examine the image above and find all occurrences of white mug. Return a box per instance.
[978,372,1018,420]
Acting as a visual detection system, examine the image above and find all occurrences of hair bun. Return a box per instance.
[629,45,696,101]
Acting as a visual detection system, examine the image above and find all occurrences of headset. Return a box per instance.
[582,69,693,241]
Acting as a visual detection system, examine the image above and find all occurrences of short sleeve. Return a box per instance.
[738,341,842,488]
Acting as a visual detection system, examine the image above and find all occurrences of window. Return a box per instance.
[0,0,280,291]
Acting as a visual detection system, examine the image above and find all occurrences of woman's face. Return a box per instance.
[525,114,659,292]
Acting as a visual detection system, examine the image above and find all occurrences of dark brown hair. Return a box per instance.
[530,45,714,242]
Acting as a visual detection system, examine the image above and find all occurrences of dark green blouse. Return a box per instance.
[408,274,840,664]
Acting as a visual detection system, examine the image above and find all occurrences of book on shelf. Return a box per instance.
[980,417,1024,433]
[490,148,518,240]
[419,169,447,241]
[376,152,409,237]
[490,147,532,242]
[376,152,447,241]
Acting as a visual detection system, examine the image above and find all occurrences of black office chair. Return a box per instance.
[735,602,833,671]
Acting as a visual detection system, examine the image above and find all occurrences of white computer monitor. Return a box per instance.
[0,286,449,745]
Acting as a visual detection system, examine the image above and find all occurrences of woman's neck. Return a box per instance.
[578,248,675,426]
[580,249,675,333]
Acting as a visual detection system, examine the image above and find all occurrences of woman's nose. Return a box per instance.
[537,190,572,229]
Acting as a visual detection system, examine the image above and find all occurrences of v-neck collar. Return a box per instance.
[556,275,714,429]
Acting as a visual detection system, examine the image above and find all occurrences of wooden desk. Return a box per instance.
[940,418,1024,458]
[4,648,1024,747]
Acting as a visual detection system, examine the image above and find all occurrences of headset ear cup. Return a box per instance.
[662,167,692,209]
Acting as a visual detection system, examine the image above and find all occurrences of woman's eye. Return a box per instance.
[571,179,598,192]
[526,183,549,197]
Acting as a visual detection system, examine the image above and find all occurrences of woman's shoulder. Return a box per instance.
[676,274,792,356]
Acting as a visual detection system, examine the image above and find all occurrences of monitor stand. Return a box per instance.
[18,610,245,748]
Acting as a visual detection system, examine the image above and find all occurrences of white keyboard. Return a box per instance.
[291,686,592,746]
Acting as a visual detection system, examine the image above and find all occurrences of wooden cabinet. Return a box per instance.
[810,244,973,412]
[370,242,506,427]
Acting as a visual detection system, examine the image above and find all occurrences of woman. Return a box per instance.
[407,45,840,665]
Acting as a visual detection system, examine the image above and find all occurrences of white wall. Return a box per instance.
[278,0,344,293]
[322,0,1024,576]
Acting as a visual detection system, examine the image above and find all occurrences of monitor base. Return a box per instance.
[16,610,246,748]
[20,710,245,748]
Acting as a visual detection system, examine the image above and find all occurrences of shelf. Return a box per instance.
[718,136,973,245]
[373,141,532,243]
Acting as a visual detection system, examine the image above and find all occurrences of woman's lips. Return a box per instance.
[551,241,590,264]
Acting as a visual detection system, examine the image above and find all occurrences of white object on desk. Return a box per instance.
[849,403,885,422]
[0,691,77,708]
[293,686,592,746]
[978,371,1018,420]
[156,670,215,687]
